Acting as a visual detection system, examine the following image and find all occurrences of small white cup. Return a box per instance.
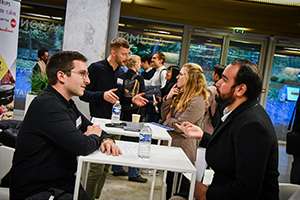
[132,114,141,123]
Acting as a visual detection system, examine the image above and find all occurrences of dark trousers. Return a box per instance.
[144,113,160,123]
[166,171,190,200]
[291,155,300,184]
[24,185,89,200]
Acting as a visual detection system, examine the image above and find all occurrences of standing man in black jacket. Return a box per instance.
[10,51,121,200]
[141,54,155,80]
[80,37,148,200]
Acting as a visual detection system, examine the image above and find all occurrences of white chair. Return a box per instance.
[0,144,15,200]
[279,183,300,200]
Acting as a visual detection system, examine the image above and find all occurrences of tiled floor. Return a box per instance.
[12,113,294,200]
[100,169,165,200]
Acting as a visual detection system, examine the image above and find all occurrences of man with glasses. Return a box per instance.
[10,51,121,200]
[80,37,148,200]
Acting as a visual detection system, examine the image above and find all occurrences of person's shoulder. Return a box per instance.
[190,96,206,106]
[136,74,144,81]
[89,59,107,69]
[207,84,217,91]
[35,89,60,104]
[116,66,125,76]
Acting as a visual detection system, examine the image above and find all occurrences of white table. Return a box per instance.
[73,141,196,200]
[91,117,173,198]
[91,117,172,146]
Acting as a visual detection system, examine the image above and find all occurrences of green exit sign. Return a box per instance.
[233,29,245,35]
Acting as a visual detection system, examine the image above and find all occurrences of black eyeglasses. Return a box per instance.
[64,70,89,79]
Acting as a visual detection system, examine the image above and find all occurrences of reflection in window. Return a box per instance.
[266,45,300,141]
[118,17,183,67]
[227,40,261,65]
[187,35,222,85]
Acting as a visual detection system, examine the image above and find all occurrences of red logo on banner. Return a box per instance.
[10,19,16,28]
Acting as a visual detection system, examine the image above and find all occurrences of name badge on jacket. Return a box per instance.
[117,78,123,85]
[76,116,82,129]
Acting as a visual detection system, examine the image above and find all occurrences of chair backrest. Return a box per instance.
[0,145,15,182]
[279,183,300,200]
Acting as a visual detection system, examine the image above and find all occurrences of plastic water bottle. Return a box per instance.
[111,101,121,124]
[138,124,152,159]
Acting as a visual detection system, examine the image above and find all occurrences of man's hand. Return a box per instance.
[194,180,208,200]
[175,121,204,140]
[132,93,148,106]
[104,88,119,104]
[84,124,102,137]
[100,139,122,156]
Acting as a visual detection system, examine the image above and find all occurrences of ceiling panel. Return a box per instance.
[21,0,300,39]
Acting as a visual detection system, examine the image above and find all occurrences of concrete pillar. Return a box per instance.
[63,0,121,119]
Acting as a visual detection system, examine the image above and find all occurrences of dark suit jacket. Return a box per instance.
[141,67,156,80]
[200,99,279,200]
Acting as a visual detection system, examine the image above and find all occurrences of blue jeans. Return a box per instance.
[112,165,139,178]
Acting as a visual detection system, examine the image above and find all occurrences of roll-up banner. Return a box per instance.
[0,0,20,120]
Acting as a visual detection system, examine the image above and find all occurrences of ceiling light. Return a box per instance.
[284,47,300,51]
[51,16,63,20]
[243,0,300,6]
[23,12,51,19]
[274,54,289,58]
[22,12,63,21]
[21,5,34,9]
[157,30,170,35]
[143,29,170,35]
[121,0,133,3]
[118,23,125,27]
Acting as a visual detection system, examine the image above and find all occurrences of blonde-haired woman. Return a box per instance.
[161,63,208,199]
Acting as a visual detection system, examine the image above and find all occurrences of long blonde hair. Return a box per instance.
[172,63,209,112]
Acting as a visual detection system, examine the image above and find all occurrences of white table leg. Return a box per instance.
[160,170,168,200]
[177,174,183,193]
[167,139,171,147]
[73,157,83,200]
[188,172,196,200]
[157,139,161,146]
[171,172,178,197]
[149,169,157,200]
[81,162,89,188]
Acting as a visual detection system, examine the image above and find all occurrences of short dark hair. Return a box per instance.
[46,51,87,85]
[213,64,226,78]
[37,48,49,58]
[110,37,130,51]
[153,51,165,64]
[140,55,151,64]
[231,59,262,100]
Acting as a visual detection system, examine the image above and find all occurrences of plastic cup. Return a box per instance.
[132,114,141,123]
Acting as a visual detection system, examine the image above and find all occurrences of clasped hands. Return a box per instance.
[85,124,122,156]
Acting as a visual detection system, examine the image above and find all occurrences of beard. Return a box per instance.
[215,86,236,107]
[115,55,126,66]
